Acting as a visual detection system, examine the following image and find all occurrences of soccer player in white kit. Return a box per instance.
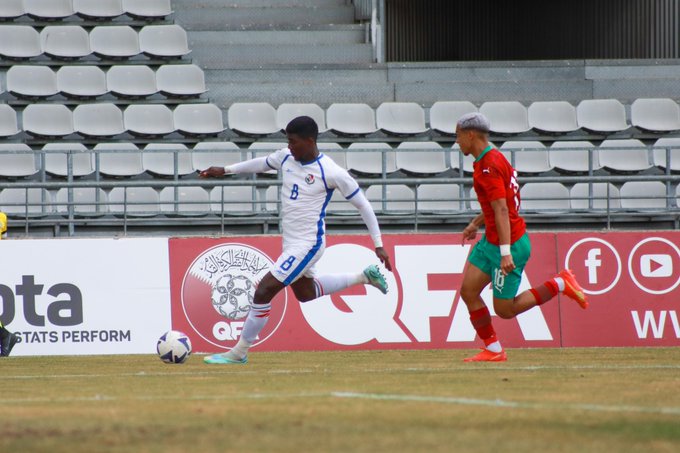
[200,116,392,364]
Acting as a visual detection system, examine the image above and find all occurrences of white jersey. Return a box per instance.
[266,148,360,247]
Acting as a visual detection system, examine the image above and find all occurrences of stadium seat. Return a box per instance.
[549,141,601,173]
[73,103,125,138]
[248,142,286,175]
[143,143,194,177]
[160,187,210,216]
[57,66,108,99]
[376,102,428,136]
[327,189,355,215]
[73,0,123,20]
[107,65,158,98]
[577,99,630,134]
[631,98,680,133]
[42,143,94,178]
[90,26,140,59]
[156,64,207,98]
[395,142,447,175]
[479,101,530,135]
[366,184,415,214]
[23,104,74,138]
[94,142,144,177]
[122,0,172,19]
[468,186,480,211]
[598,139,652,173]
[0,144,39,177]
[264,185,281,213]
[0,105,20,137]
[56,188,109,217]
[24,0,74,19]
[228,103,279,136]
[429,101,477,135]
[6,65,58,99]
[319,143,346,169]
[109,187,160,217]
[174,104,225,137]
[346,142,397,175]
[499,141,552,174]
[416,184,463,213]
[570,183,621,211]
[0,26,41,59]
[124,104,175,137]
[40,26,91,59]
[0,1,25,20]
[276,103,328,133]
[450,144,473,173]
[139,25,190,59]
[528,101,579,134]
[0,188,52,217]
[210,186,259,216]
[192,142,243,172]
[652,138,680,172]
[520,182,571,212]
[326,103,378,136]
[620,181,668,210]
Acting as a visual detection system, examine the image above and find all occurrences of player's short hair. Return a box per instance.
[457,112,491,133]
[286,116,319,140]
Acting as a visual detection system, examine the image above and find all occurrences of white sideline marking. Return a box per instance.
[0,392,327,405]
[331,392,680,416]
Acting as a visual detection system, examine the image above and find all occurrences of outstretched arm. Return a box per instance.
[200,157,272,177]
[347,190,393,271]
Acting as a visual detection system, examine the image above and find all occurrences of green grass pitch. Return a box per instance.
[2,348,680,453]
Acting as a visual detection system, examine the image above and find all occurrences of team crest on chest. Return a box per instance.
[305,174,315,185]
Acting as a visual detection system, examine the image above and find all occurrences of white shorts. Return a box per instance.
[271,241,325,286]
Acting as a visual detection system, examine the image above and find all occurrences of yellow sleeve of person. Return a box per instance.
[0,212,7,239]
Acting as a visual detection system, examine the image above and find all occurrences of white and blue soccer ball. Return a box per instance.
[157,330,192,364]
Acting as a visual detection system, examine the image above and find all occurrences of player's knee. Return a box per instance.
[494,305,516,320]
[460,286,479,305]
[293,287,316,302]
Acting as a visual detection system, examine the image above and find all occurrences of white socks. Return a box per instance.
[313,273,367,298]
[230,303,271,359]
[554,277,565,292]
[486,341,503,353]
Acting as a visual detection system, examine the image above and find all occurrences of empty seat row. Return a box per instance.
[4,64,206,99]
[0,0,171,21]
[0,24,188,59]
[0,103,223,138]
[3,181,677,218]
[229,99,680,138]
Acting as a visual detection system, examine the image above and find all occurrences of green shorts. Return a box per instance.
[468,233,531,299]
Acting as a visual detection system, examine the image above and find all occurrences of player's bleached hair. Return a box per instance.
[457,112,491,133]
[286,116,319,140]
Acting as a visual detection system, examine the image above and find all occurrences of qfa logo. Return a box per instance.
[180,244,287,350]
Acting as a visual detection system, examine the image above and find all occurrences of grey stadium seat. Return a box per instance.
[57,66,108,99]
[327,103,378,136]
[139,25,190,58]
[620,181,668,210]
[0,105,20,138]
[143,143,194,177]
[430,101,477,135]
[124,104,175,137]
[276,103,328,133]
[248,141,286,175]
[479,101,530,135]
[549,141,601,173]
[327,189,354,215]
[376,102,428,136]
[520,182,571,213]
[40,26,91,59]
[598,139,652,173]
[107,65,158,98]
[396,142,447,175]
[42,143,94,178]
[94,142,144,177]
[0,188,53,217]
[156,64,207,98]
[416,184,463,213]
[0,1,25,20]
[319,143,346,169]
[346,142,397,175]
[23,104,74,138]
[366,184,415,214]
[210,186,259,216]
[451,143,474,173]
[90,26,140,59]
[192,142,243,172]
[73,103,126,138]
[174,104,225,137]
[6,65,58,99]
[109,187,159,217]
[652,138,680,172]
[577,99,630,134]
[56,188,109,217]
[123,0,172,19]
[24,0,74,19]
[228,103,279,136]
[73,0,123,20]
[570,183,621,211]
[0,144,39,178]
[528,101,579,134]
[160,187,210,216]
[631,98,680,133]
[0,26,41,59]
[500,141,552,174]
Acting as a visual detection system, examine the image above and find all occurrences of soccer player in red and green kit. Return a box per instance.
[456,112,588,362]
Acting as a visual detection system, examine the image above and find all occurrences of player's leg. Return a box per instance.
[290,268,388,302]
[0,321,19,357]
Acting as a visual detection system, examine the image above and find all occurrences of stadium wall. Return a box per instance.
[1,232,679,356]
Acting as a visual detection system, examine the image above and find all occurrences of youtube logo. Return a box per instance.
[640,254,673,278]
[628,238,680,295]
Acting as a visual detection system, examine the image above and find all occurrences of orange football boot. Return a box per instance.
[463,348,507,362]
[558,269,589,309]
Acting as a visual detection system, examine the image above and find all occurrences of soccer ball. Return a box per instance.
[211,274,253,320]
[156,330,192,364]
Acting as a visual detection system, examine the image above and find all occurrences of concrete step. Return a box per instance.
[188,29,365,46]
[173,0,348,8]
[387,63,587,83]
[205,67,387,84]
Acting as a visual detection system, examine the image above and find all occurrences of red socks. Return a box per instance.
[530,279,559,305]
[469,306,497,347]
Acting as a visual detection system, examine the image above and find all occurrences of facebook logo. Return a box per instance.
[584,248,602,284]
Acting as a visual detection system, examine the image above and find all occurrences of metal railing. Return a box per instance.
[353,0,386,63]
